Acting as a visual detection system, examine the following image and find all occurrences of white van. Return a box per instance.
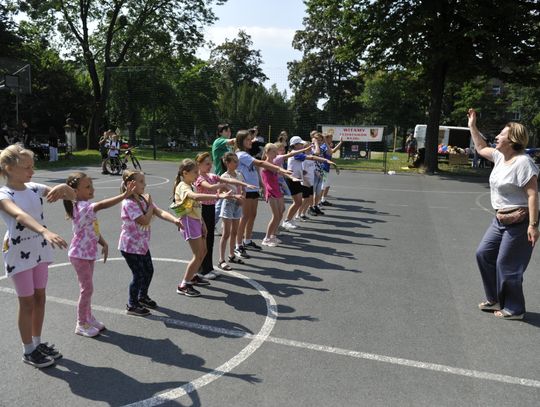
[414,125,473,150]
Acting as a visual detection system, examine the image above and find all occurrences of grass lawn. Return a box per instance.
[35,148,491,177]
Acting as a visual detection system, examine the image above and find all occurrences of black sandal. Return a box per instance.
[218,260,232,271]
[229,255,245,264]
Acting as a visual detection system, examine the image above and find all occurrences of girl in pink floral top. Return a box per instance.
[64,172,137,338]
[119,170,183,316]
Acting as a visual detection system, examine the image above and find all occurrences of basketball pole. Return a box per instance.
[15,89,19,125]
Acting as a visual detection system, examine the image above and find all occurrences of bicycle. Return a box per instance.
[104,147,142,175]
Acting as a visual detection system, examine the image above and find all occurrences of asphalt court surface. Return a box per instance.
[1,161,540,406]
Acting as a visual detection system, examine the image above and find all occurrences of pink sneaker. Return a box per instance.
[88,315,106,331]
[75,323,100,338]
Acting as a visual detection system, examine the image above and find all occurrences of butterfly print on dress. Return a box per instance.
[11,236,21,245]
[20,251,30,259]
[36,255,41,263]
[31,187,38,193]
[7,264,15,274]
[41,240,47,247]
[16,222,25,231]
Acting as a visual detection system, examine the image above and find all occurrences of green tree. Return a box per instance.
[209,30,268,124]
[17,0,226,146]
[339,0,540,172]
[359,70,427,147]
[288,1,360,130]
[505,81,540,146]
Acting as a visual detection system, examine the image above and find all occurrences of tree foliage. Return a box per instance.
[289,0,361,129]
[338,0,540,172]
[17,0,226,145]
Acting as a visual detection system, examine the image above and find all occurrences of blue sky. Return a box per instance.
[198,0,307,94]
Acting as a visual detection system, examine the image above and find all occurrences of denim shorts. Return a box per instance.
[220,199,242,219]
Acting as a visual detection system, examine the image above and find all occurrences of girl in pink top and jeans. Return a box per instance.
[64,172,137,338]
[119,170,183,316]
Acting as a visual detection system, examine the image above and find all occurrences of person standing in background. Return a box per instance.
[21,121,31,148]
[48,127,59,162]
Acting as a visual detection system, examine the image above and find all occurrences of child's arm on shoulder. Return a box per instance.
[187,189,233,201]
[152,205,184,230]
[219,175,257,190]
[199,180,228,191]
[134,195,154,226]
[98,235,108,263]
[0,199,67,249]
[93,180,137,212]
[281,145,312,160]
[46,183,76,203]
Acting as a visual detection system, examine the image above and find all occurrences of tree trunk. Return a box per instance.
[87,100,106,149]
[424,60,448,174]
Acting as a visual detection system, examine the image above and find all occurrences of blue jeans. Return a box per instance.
[476,218,533,315]
[121,250,154,307]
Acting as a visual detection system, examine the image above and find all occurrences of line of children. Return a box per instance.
[282,136,336,230]
[234,130,293,255]
[0,130,341,368]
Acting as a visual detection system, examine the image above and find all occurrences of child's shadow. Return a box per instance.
[44,358,200,406]
[203,284,318,322]
[96,329,261,384]
[155,306,255,338]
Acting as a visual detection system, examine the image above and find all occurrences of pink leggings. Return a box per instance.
[70,257,95,324]
[11,263,49,297]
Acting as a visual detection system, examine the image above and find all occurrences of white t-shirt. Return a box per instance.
[106,140,120,157]
[489,150,539,210]
[0,182,53,277]
[287,153,307,179]
[236,151,259,192]
[302,159,316,187]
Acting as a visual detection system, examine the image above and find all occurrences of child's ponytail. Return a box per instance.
[63,172,87,219]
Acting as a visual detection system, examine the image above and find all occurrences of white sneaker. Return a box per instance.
[270,236,281,244]
[203,271,219,279]
[290,219,299,227]
[88,315,106,331]
[261,238,277,247]
[75,323,100,338]
[282,220,297,230]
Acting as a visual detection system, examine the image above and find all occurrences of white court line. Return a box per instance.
[1,261,539,392]
[0,284,538,390]
[475,191,495,215]
[332,185,484,194]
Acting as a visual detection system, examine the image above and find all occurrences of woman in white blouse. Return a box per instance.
[468,108,539,320]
